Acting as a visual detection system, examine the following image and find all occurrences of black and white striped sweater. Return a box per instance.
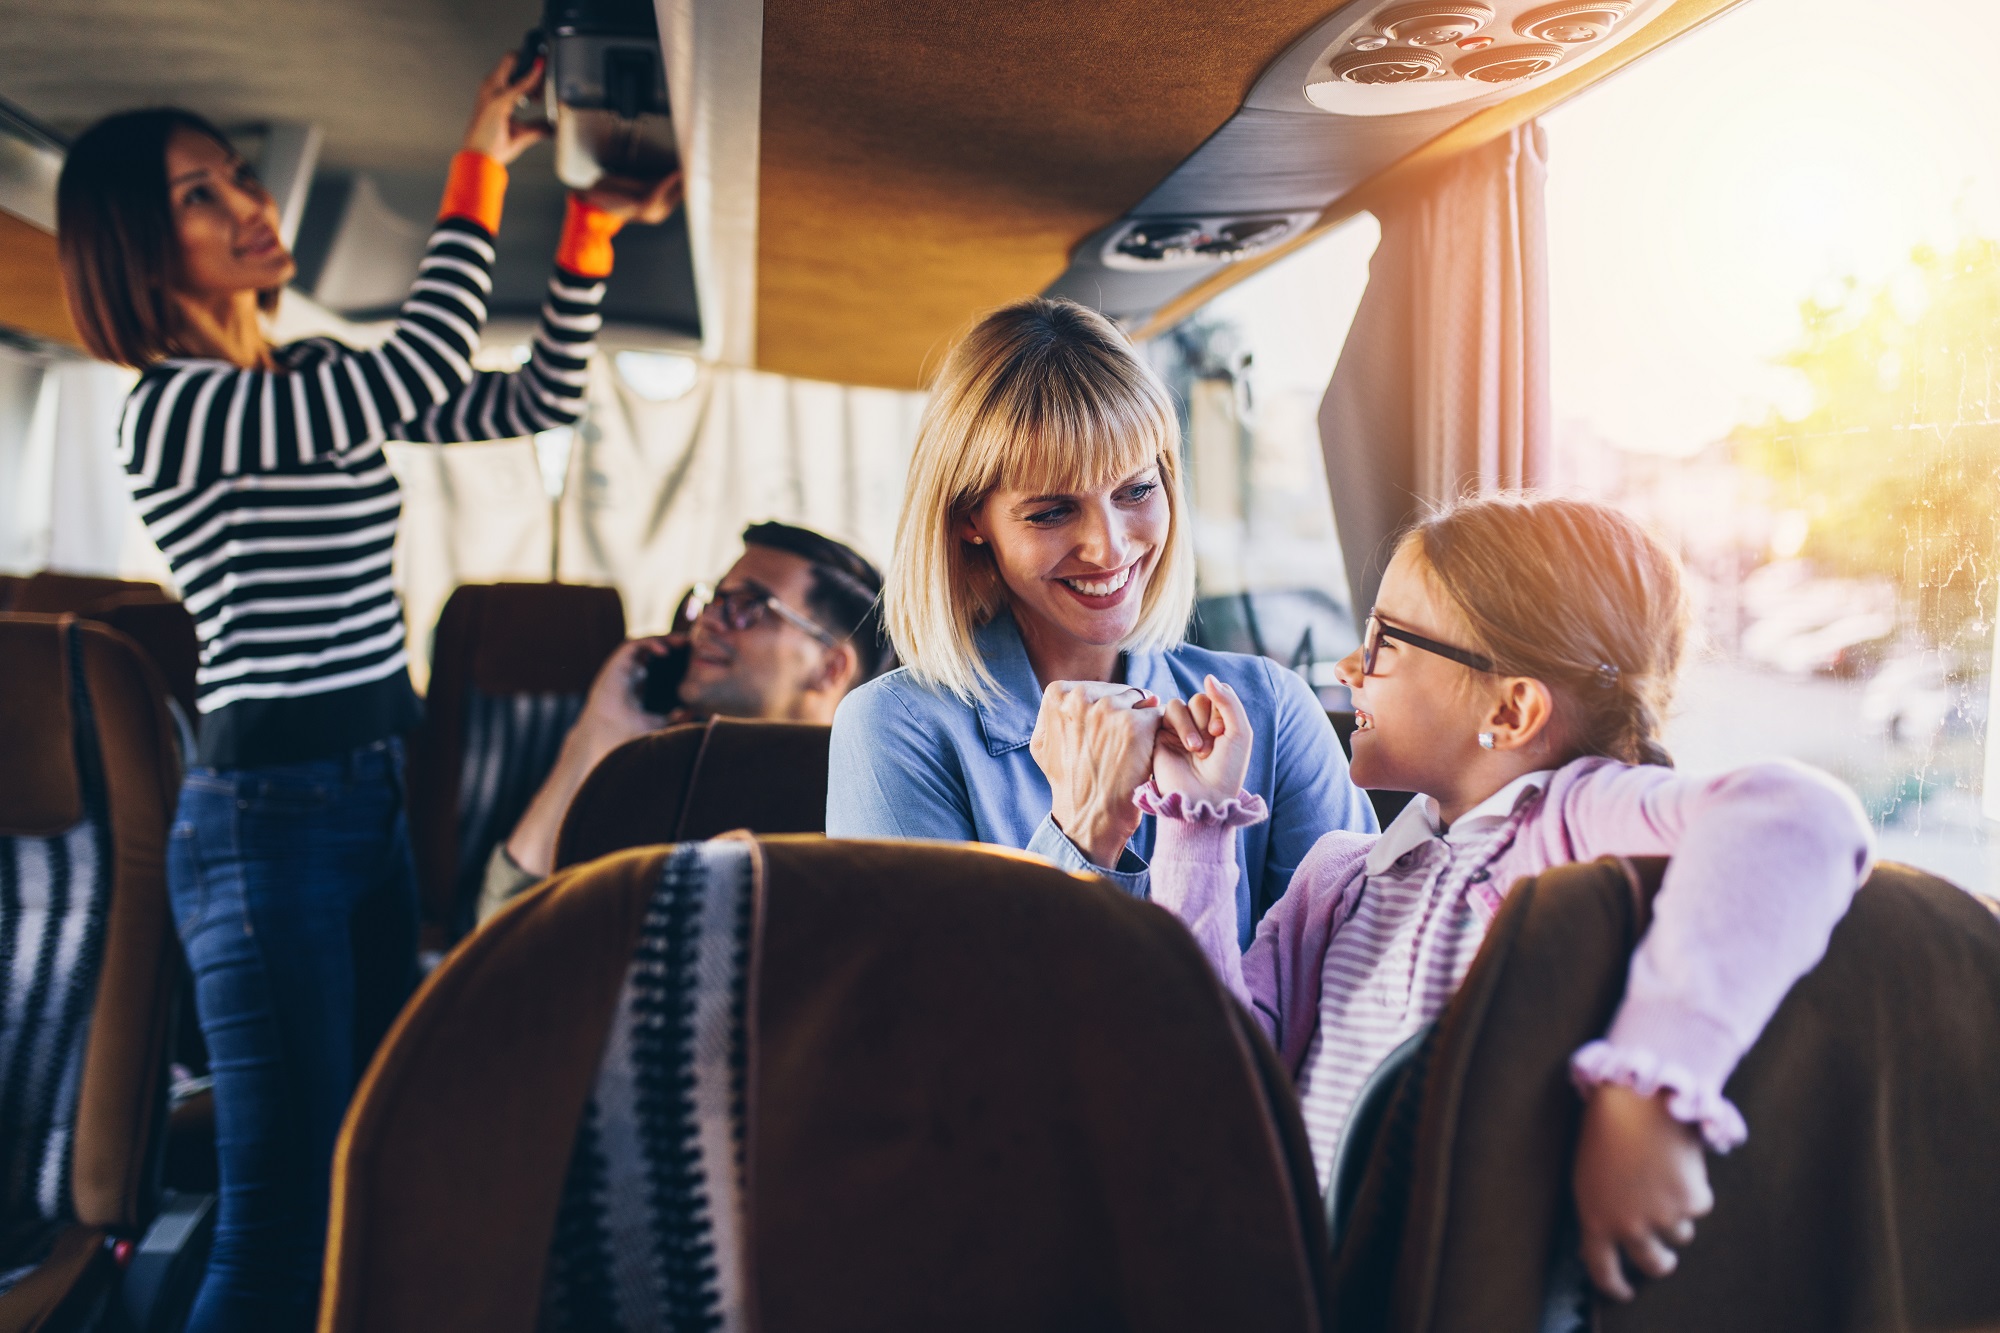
[118,215,604,767]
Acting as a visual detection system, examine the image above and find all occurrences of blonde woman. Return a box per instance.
[827,298,1375,938]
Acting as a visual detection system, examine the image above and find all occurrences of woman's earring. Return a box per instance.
[1477,732,1496,750]
[970,536,985,545]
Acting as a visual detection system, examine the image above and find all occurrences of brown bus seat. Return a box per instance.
[0,573,199,737]
[0,616,186,1331]
[1327,855,2000,1333]
[553,718,832,870]
[321,838,1329,1333]
[2,572,173,614]
[405,581,627,945]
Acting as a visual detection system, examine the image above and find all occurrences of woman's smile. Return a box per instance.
[1054,560,1140,607]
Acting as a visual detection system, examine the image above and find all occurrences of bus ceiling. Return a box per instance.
[0,0,1745,386]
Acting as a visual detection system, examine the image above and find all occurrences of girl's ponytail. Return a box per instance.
[1405,496,1689,769]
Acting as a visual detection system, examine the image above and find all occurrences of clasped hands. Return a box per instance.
[1028,674,1252,870]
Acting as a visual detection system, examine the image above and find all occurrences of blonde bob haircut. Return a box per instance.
[885,297,1195,702]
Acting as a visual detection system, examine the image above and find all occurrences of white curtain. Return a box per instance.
[1,294,924,692]
[1319,121,1551,614]
[389,358,924,690]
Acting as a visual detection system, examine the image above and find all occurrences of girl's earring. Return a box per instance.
[1477,732,1496,750]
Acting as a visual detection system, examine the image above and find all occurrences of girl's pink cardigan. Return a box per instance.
[1142,757,1874,1149]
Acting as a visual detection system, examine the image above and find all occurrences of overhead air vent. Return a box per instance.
[1102,213,1319,270]
[1328,47,1446,84]
[1455,42,1566,81]
[1515,1,1632,43]
[1296,0,1666,115]
[1377,3,1495,46]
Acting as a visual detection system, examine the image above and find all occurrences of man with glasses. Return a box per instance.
[477,521,892,922]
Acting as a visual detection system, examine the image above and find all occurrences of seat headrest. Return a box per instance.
[0,615,82,835]
[12,572,172,615]
[458,582,627,696]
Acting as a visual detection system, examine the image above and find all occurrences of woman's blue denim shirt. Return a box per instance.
[826,609,1377,945]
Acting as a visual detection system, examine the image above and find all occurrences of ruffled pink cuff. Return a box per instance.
[1570,1040,1749,1153]
[1133,781,1269,828]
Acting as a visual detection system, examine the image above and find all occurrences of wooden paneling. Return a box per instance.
[755,0,1750,388]
[0,209,80,348]
[755,0,1337,389]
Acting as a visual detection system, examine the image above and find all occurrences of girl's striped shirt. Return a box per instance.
[119,189,606,766]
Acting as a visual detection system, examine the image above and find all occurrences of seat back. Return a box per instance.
[553,718,831,869]
[406,582,626,943]
[323,837,1329,1333]
[0,573,199,737]
[1329,855,2000,1333]
[0,616,181,1280]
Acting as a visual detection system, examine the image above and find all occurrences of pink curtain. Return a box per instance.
[1318,121,1550,614]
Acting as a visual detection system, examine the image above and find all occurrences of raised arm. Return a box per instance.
[122,58,683,488]
[398,173,680,444]
[122,59,544,491]
[1144,675,1377,1067]
[1259,658,1377,920]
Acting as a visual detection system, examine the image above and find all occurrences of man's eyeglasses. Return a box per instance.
[1360,612,1495,677]
[690,581,842,648]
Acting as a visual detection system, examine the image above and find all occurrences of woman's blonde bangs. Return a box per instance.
[884,298,1196,702]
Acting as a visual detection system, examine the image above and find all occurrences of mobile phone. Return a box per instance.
[636,640,690,716]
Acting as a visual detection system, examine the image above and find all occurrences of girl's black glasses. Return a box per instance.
[1361,612,1495,676]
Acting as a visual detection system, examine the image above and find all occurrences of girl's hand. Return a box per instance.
[582,172,685,224]
[1153,675,1254,808]
[1030,681,1164,870]
[1573,1083,1715,1301]
[462,53,549,166]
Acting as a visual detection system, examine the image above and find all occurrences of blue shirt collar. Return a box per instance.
[971,608,1179,757]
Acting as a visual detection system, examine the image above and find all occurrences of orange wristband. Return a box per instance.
[437,151,508,233]
[556,195,625,278]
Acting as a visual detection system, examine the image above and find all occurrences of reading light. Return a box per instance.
[1103,214,1316,269]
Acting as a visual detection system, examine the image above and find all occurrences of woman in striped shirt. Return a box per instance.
[55,56,679,1331]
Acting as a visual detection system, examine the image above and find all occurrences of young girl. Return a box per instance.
[1142,495,1872,1300]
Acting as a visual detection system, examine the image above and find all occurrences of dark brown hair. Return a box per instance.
[57,108,276,368]
[1402,494,1689,768]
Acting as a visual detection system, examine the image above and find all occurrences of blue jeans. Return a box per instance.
[168,738,419,1332]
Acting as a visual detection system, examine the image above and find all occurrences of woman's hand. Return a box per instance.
[1572,1082,1715,1301]
[462,53,549,166]
[582,172,685,224]
[1030,681,1164,869]
[1153,676,1254,809]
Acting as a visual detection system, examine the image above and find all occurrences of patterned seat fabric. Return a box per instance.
[0,626,114,1295]
[452,688,589,937]
[539,842,751,1332]
[407,582,627,947]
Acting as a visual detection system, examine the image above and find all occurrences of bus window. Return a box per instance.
[1540,0,2000,901]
